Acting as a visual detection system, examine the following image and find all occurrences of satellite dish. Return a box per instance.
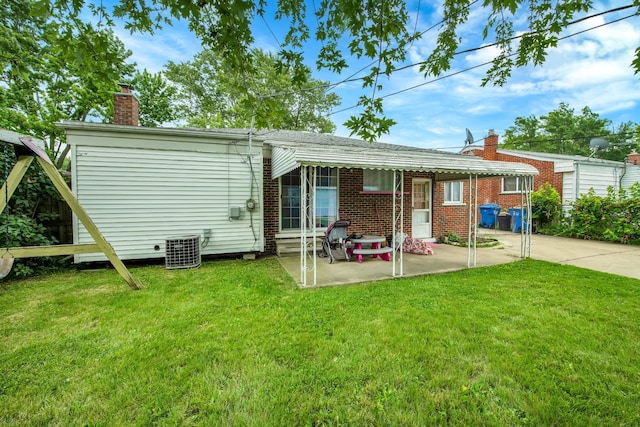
[590,138,610,150]
[464,128,475,146]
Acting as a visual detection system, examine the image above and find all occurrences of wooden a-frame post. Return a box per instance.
[0,130,142,289]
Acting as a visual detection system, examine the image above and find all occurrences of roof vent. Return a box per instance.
[165,235,201,269]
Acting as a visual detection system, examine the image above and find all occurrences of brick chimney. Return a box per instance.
[483,129,498,160]
[114,83,139,126]
[627,151,640,165]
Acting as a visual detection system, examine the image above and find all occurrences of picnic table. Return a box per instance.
[349,235,393,263]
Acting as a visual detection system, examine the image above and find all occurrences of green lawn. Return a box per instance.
[1,258,639,426]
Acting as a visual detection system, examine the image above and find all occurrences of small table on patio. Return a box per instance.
[349,235,393,263]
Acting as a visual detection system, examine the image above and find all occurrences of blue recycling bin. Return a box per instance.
[509,207,529,233]
[479,204,501,228]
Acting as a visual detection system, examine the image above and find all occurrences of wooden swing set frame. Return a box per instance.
[0,130,141,289]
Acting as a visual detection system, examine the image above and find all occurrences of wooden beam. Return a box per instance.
[0,156,34,213]
[1,243,101,258]
[35,157,143,290]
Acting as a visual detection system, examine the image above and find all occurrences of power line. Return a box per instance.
[328,9,639,116]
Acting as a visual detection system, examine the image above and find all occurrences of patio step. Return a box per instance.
[276,236,323,256]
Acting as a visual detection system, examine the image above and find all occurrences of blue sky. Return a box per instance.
[105,1,640,152]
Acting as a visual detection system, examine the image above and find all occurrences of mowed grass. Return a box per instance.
[1,258,639,426]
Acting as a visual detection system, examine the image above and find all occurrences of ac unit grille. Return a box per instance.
[165,235,201,269]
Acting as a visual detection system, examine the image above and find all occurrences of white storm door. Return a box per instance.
[412,179,432,238]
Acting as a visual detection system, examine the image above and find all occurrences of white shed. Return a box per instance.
[61,123,264,263]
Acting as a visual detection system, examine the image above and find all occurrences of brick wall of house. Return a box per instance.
[262,158,279,254]
[472,133,562,211]
[338,168,417,238]
[260,163,474,254]
[432,180,472,239]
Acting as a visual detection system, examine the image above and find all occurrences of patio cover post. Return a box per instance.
[474,174,478,266]
[300,165,307,285]
[392,169,404,277]
[527,175,533,257]
[300,165,318,287]
[311,167,317,286]
[520,174,533,258]
[467,174,479,268]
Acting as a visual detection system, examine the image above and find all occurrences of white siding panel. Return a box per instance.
[621,166,640,190]
[562,171,575,207]
[74,145,263,262]
[554,160,575,173]
[577,164,620,197]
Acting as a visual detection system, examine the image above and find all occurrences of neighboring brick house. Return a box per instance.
[462,130,640,211]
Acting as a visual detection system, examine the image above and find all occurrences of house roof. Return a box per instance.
[264,131,538,180]
[56,123,539,180]
[462,144,624,167]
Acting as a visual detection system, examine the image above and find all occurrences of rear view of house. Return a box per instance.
[61,88,538,269]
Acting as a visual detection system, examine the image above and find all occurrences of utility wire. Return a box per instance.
[252,4,638,117]
[329,10,638,116]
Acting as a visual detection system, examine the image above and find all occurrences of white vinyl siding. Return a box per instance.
[562,171,575,206]
[621,166,640,190]
[576,164,619,196]
[73,145,263,262]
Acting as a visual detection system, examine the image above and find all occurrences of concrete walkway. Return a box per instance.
[277,231,640,287]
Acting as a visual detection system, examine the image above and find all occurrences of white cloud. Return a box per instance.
[115,24,201,73]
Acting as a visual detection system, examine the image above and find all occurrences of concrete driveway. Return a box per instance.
[480,230,640,280]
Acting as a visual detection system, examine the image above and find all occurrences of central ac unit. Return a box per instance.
[165,235,201,269]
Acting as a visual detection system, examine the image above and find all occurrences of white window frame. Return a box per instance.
[502,176,524,193]
[279,167,339,231]
[444,181,464,205]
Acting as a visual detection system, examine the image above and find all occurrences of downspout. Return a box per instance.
[247,116,258,246]
[619,158,628,191]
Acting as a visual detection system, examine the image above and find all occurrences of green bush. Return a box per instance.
[562,183,640,244]
[531,182,562,232]
[0,214,60,277]
[1,145,66,277]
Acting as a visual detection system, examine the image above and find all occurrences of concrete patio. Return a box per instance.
[277,232,526,287]
[276,230,640,287]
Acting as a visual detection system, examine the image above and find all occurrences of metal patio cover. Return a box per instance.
[270,144,539,180]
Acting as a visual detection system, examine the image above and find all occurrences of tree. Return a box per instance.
[40,0,640,141]
[164,49,340,133]
[502,103,639,161]
[1,0,135,168]
[1,0,135,274]
[128,69,177,127]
